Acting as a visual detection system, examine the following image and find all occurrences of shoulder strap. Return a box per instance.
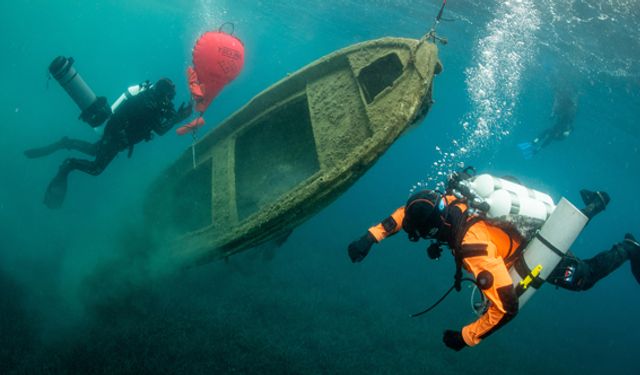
[447,205,482,292]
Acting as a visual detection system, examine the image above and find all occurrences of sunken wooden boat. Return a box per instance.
[145,36,442,266]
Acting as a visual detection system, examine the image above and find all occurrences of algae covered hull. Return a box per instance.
[145,37,442,266]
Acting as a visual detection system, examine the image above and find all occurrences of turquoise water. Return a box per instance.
[1,0,639,373]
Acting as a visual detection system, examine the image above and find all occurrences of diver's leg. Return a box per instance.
[25,137,98,158]
[62,138,99,156]
[549,237,639,291]
[67,145,119,176]
[43,146,118,209]
[25,137,69,158]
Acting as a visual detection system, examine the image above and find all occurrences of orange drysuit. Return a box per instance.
[368,195,521,347]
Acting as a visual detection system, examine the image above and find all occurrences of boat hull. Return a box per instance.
[145,37,442,266]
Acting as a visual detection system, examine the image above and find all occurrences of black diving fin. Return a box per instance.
[24,137,68,159]
[624,233,640,285]
[579,189,610,219]
[44,167,70,209]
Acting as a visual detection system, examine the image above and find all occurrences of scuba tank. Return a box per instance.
[446,169,587,312]
[91,82,151,136]
[509,198,588,307]
[49,56,111,127]
[471,197,588,316]
[110,82,151,113]
[455,173,555,221]
[448,172,556,238]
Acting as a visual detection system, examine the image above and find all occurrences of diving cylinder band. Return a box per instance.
[509,198,588,307]
[49,56,111,127]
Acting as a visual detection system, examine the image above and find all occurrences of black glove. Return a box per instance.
[348,232,376,263]
[427,242,443,260]
[443,330,467,352]
[175,101,193,122]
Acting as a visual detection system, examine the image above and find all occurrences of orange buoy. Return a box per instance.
[188,29,245,114]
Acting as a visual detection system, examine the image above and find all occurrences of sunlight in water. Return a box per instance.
[416,0,540,192]
[193,0,229,39]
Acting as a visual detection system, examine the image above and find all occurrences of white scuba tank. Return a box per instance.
[49,56,97,112]
[110,83,150,113]
[459,174,556,221]
[93,83,150,135]
[49,56,112,127]
[509,197,588,307]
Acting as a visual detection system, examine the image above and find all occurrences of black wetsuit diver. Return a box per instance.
[25,78,192,208]
[519,88,577,159]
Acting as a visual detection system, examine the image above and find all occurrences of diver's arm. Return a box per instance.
[347,207,405,262]
[155,102,193,136]
[458,237,519,347]
[368,207,406,242]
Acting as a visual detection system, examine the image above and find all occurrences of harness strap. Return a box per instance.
[534,233,565,258]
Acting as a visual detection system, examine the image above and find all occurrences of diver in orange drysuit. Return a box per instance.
[347,187,640,351]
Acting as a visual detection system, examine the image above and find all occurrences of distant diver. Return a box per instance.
[26,57,192,208]
[518,87,578,159]
[347,168,640,351]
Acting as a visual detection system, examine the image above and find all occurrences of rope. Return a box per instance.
[218,22,235,35]
[191,132,197,169]
[423,0,450,45]
[190,114,203,169]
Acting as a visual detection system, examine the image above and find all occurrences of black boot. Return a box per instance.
[44,160,72,209]
[623,233,640,284]
[24,137,70,159]
[580,190,610,219]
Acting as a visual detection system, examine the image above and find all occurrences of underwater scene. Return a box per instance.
[1,0,639,374]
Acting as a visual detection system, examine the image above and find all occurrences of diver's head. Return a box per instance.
[403,190,445,241]
[153,78,176,102]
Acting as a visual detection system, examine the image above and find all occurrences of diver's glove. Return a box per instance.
[443,330,467,352]
[175,101,194,122]
[427,242,443,260]
[348,232,376,263]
